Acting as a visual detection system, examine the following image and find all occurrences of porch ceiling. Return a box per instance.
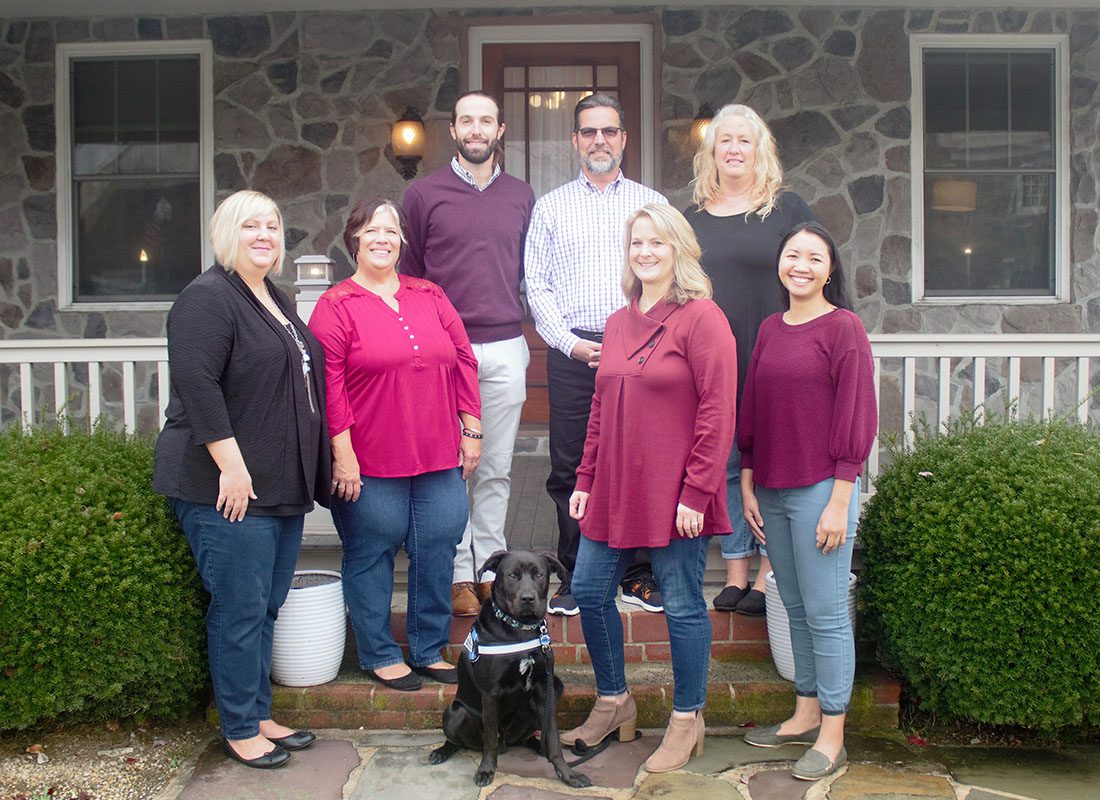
[7,0,1098,20]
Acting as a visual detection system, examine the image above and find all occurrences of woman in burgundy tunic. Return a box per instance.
[309,198,482,692]
[740,222,877,781]
[564,204,737,772]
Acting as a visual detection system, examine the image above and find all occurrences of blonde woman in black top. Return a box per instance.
[154,190,331,769]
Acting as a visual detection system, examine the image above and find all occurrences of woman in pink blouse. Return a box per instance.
[565,204,737,772]
[309,198,481,692]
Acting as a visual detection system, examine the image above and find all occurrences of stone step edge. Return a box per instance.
[272,670,900,732]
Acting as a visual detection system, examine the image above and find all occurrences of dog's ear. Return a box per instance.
[478,550,509,582]
[540,553,570,583]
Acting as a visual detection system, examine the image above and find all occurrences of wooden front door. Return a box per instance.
[482,42,643,424]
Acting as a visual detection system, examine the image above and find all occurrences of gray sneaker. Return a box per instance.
[743,723,820,748]
[791,746,847,780]
[547,581,579,616]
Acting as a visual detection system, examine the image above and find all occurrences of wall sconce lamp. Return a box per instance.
[931,179,978,212]
[690,103,714,147]
[391,106,426,180]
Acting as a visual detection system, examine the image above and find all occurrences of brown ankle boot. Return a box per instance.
[642,711,704,772]
[560,693,637,749]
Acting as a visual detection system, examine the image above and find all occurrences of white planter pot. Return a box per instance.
[764,570,857,683]
[271,569,346,687]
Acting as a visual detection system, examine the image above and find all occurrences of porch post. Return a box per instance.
[293,254,334,322]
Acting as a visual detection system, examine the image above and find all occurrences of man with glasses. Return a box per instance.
[525,93,668,616]
[403,91,536,617]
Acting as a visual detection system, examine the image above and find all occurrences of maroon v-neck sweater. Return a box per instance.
[402,167,535,343]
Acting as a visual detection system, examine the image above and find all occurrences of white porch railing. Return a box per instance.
[1,334,1098,483]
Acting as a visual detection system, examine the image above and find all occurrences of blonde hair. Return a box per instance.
[690,104,783,219]
[209,190,285,275]
[621,204,712,305]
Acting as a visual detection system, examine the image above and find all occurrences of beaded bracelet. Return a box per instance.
[461,427,483,440]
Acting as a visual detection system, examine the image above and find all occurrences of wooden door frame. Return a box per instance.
[462,18,661,189]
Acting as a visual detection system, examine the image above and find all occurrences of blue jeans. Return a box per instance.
[170,499,303,740]
[332,468,468,669]
[718,444,766,560]
[572,535,710,711]
[756,478,859,715]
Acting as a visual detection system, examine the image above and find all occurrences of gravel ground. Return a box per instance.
[0,720,208,800]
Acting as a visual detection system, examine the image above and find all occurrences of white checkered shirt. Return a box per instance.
[524,171,668,357]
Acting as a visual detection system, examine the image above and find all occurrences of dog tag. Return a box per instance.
[464,628,479,662]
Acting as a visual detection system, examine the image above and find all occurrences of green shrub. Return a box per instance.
[0,425,208,730]
[859,414,1100,729]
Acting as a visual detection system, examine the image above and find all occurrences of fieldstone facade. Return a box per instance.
[1,5,1098,426]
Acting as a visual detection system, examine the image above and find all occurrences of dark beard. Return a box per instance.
[457,137,497,165]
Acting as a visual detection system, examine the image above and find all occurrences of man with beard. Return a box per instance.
[403,91,536,617]
[525,93,668,616]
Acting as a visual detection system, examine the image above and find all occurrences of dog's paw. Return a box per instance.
[474,768,495,786]
[562,770,592,788]
[428,747,450,765]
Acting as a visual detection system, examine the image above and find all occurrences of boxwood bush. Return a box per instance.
[0,425,207,730]
[860,414,1100,729]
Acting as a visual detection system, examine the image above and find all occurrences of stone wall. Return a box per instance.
[0,5,1098,348]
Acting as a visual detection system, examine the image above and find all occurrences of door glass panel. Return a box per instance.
[503,66,524,89]
[529,89,591,196]
[596,65,618,87]
[529,65,593,87]
[503,91,525,181]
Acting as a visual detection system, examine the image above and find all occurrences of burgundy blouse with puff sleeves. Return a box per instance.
[574,297,738,549]
[308,275,480,479]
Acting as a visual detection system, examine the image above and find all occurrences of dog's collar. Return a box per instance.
[491,602,542,631]
[464,619,552,662]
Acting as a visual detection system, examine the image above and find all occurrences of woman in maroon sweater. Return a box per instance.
[565,204,736,773]
[740,222,877,781]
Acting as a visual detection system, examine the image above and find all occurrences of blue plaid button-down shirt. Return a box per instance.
[524,171,667,357]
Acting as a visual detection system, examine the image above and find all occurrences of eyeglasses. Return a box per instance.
[576,126,623,141]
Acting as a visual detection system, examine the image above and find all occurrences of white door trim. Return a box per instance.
[467,23,656,188]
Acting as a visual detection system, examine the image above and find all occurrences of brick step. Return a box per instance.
[271,655,900,731]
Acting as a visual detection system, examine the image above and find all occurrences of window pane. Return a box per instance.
[924,173,1053,296]
[75,179,202,302]
[503,91,526,181]
[503,66,524,89]
[528,66,593,88]
[159,58,200,144]
[596,65,618,87]
[924,52,967,168]
[528,89,591,197]
[1010,52,1053,168]
[116,59,158,144]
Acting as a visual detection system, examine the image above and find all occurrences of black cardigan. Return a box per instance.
[153,265,332,511]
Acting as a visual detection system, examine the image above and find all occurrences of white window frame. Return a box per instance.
[466,23,656,189]
[909,34,1070,305]
[55,40,215,311]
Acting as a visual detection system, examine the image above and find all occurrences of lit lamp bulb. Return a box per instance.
[963,247,973,256]
[138,249,149,262]
[390,106,425,180]
[690,104,715,147]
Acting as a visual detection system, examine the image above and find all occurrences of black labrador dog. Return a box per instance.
[429,550,590,788]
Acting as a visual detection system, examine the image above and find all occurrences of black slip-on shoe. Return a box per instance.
[734,588,766,616]
[713,584,750,612]
[412,665,459,684]
[221,738,290,769]
[267,730,316,751]
[365,668,422,691]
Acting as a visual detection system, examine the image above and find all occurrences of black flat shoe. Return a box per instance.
[734,588,767,616]
[365,668,422,691]
[412,665,458,685]
[221,737,290,769]
[267,730,316,751]
[713,584,750,612]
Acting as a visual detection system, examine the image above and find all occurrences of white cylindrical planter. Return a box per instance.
[272,570,346,687]
[764,571,857,682]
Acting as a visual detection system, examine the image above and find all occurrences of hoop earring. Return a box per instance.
[825,276,832,284]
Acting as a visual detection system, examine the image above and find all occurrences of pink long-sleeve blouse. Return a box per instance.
[308,275,481,478]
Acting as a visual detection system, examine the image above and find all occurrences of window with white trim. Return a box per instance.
[913,36,1068,302]
[57,41,213,307]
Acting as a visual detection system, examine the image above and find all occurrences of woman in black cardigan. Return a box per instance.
[154,190,331,769]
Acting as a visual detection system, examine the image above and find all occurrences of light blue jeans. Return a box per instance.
[718,444,766,560]
[755,477,859,715]
[572,534,710,711]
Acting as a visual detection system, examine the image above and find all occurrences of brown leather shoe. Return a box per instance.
[642,710,705,772]
[451,582,480,617]
[476,581,493,603]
